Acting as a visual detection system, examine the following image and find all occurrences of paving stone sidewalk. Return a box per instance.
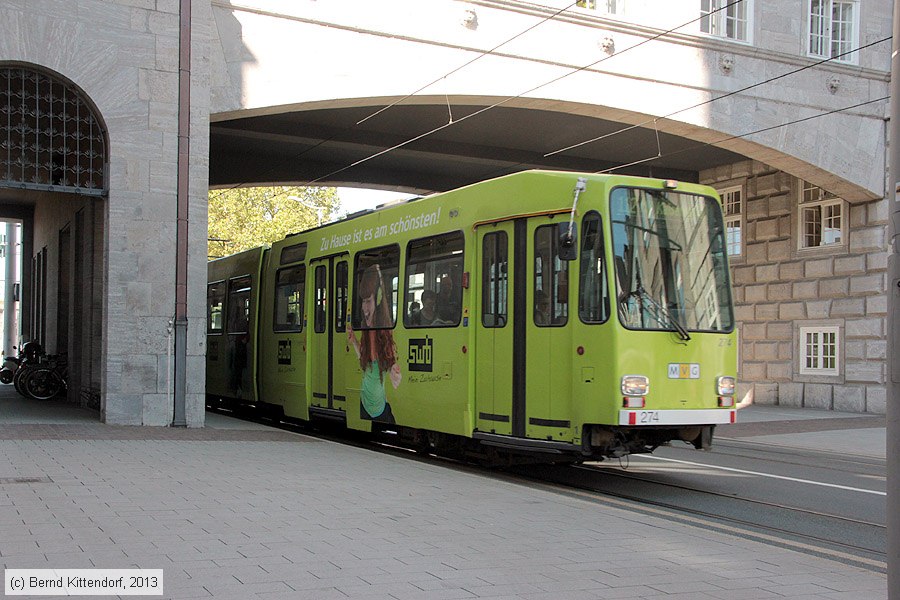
[0,419,887,600]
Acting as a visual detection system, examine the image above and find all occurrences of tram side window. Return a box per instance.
[404,231,464,328]
[335,261,348,333]
[534,225,568,327]
[314,265,327,333]
[481,231,508,328]
[227,275,251,334]
[352,245,400,330]
[579,212,610,323]
[279,242,307,265]
[274,265,305,332]
[207,281,225,334]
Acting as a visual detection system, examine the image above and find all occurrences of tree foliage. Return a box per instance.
[207,186,340,259]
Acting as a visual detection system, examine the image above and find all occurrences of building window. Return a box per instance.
[719,186,743,258]
[0,67,108,195]
[701,0,750,42]
[808,0,858,64]
[799,326,839,375]
[576,0,624,14]
[799,182,844,249]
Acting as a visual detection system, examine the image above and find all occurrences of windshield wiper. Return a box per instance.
[622,284,691,341]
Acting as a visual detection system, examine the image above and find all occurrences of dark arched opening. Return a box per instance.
[0,63,108,415]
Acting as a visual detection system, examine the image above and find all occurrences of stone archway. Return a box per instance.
[0,64,108,411]
[1,65,107,193]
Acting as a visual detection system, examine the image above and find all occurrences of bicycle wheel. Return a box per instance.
[23,368,62,400]
[13,366,31,396]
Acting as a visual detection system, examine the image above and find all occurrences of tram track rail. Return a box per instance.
[508,462,886,574]
[209,406,887,574]
[714,437,886,477]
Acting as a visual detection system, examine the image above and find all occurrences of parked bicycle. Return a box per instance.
[20,353,68,401]
[5,343,67,401]
[11,342,44,395]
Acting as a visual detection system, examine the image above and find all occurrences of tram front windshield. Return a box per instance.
[610,187,734,334]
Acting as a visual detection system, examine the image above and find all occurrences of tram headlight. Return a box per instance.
[621,375,649,397]
[717,376,736,396]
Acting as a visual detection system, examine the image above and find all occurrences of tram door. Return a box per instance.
[309,257,350,414]
[475,223,514,436]
[476,217,572,439]
[526,219,573,438]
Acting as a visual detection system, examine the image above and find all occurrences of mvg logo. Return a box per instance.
[668,363,700,379]
[408,337,433,372]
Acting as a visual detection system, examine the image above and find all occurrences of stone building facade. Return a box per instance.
[702,161,887,413]
[1,0,212,425]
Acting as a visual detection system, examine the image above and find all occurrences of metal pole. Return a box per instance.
[3,223,17,356]
[172,0,192,427]
[887,0,900,595]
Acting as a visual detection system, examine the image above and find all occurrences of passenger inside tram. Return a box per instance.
[410,290,437,326]
[436,275,459,323]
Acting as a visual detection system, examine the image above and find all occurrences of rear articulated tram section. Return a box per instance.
[206,171,738,464]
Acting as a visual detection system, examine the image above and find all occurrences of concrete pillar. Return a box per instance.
[4,223,18,356]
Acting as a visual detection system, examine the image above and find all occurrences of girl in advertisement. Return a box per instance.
[347,264,401,423]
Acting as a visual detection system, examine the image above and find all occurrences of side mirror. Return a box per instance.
[558,222,577,261]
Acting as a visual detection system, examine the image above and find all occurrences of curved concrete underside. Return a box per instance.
[210,96,880,202]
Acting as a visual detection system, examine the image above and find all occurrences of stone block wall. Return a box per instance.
[1,0,212,425]
[702,161,887,414]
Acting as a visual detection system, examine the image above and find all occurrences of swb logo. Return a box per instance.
[408,337,433,372]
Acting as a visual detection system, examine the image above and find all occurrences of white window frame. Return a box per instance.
[807,0,859,64]
[799,326,840,376]
[798,181,845,250]
[575,0,624,15]
[720,186,743,259]
[700,0,752,43]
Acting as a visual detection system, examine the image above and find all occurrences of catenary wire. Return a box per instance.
[209,1,581,201]
[544,35,891,158]
[355,1,580,126]
[475,94,888,182]
[631,94,890,170]
[211,0,746,199]
[213,2,882,204]
[297,0,749,188]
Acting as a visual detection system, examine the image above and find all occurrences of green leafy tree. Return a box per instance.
[208,186,340,259]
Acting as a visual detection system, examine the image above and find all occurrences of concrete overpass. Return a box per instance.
[208,0,888,202]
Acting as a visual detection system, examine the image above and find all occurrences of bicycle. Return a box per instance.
[19,353,67,401]
[11,342,45,396]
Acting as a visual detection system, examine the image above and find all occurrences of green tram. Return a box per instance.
[207,171,738,463]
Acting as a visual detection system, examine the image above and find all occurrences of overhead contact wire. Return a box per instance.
[301,0,748,187]
[211,1,579,200]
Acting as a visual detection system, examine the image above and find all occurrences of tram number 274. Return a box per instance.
[637,411,660,424]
